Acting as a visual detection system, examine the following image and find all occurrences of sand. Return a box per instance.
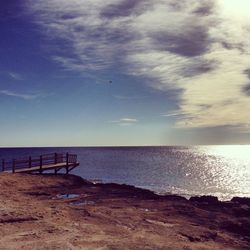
[0,173,249,250]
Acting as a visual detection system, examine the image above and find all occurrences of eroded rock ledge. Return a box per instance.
[0,173,249,250]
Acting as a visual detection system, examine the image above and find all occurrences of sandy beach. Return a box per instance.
[0,173,249,250]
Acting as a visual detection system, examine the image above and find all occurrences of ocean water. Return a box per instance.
[0,146,250,200]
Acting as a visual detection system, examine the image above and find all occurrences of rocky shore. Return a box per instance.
[0,173,249,249]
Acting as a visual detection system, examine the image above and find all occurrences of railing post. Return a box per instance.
[29,156,32,168]
[2,159,5,172]
[66,153,69,174]
[55,153,57,164]
[40,155,42,173]
[12,159,15,173]
[66,153,69,165]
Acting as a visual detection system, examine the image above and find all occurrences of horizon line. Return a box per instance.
[1,144,250,149]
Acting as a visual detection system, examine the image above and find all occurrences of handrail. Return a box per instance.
[1,152,78,173]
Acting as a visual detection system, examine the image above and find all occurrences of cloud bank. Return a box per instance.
[26,0,250,129]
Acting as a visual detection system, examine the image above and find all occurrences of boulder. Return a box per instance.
[190,195,219,204]
[231,197,250,206]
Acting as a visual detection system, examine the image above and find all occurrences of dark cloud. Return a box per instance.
[242,83,250,96]
[243,69,250,79]
[153,1,217,58]
[192,60,218,74]
[167,1,186,12]
[147,0,219,78]
[60,13,78,20]
[193,0,216,16]
[100,0,145,18]
[153,25,211,57]
[221,99,238,106]
[169,31,209,57]
[182,59,218,77]
[198,104,213,110]
[83,25,136,47]
[168,0,216,16]
[102,0,216,60]
[221,41,245,53]
[103,27,136,44]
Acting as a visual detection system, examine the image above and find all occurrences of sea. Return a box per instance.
[0,145,249,201]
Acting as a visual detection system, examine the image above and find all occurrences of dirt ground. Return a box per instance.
[0,173,249,250]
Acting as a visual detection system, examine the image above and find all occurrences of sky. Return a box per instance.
[1,0,250,146]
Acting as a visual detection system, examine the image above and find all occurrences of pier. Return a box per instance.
[1,153,79,174]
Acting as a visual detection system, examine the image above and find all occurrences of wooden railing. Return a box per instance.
[1,153,78,173]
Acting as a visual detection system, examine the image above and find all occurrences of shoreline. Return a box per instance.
[0,173,249,249]
[88,180,250,202]
[87,179,250,202]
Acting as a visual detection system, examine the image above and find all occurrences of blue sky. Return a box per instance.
[1,0,250,146]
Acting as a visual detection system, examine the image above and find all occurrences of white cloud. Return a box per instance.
[26,0,250,129]
[120,118,137,123]
[0,90,46,100]
[161,111,184,117]
[8,72,23,80]
[110,118,138,126]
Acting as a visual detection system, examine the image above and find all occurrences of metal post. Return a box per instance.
[29,156,32,168]
[66,153,69,174]
[12,159,15,173]
[55,153,57,164]
[66,153,69,165]
[40,155,42,173]
[2,159,5,172]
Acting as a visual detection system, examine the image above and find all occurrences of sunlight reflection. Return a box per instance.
[205,145,250,160]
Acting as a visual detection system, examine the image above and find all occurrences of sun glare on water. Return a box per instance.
[205,145,250,160]
[194,145,250,199]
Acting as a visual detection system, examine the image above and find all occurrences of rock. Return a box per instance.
[189,196,219,204]
[221,219,250,237]
[180,231,217,242]
[216,201,235,209]
[25,191,50,196]
[231,197,250,206]
[0,216,38,224]
[232,206,250,217]
[162,195,187,201]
